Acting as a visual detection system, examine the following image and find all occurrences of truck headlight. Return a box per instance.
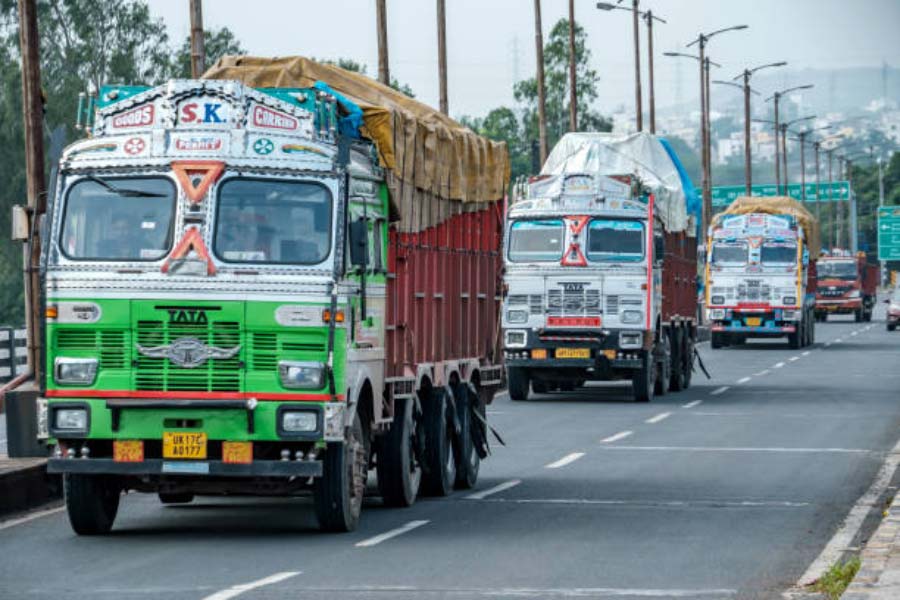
[619,331,643,349]
[709,309,726,320]
[54,408,88,431]
[782,310,798,321]
[506,310,528,324]
[782,296,797,306]
[505,330,527,347]
[847,290,860,298]
[278,361,325,390]
[281,410,319,433]
[621,310,642,324]
[710,295,725,305]
[54,358,97,386]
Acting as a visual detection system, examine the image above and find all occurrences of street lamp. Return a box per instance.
[597,2,666,133]
[731,61,788,194]
[765,84,814,194]
[686,24,749,233]
[788,125,830,212]
[778,115,815,192]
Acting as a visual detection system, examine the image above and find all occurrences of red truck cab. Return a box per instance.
[815,251,878,322]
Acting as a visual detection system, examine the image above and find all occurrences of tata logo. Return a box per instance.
[560,282,589,292]
[179,101,228,124]
[166,308,209,325]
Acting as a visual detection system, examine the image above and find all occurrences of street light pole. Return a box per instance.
[189,0,205,78]
[814,141,821,221]
[568,0,577,131]
[631,0,642,131]
[645,9,656,133]
[533,0,548,164]
[376,0,390,86]
[765,84,814,194]
[437,0,448,115]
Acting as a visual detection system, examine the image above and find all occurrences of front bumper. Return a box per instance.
[504,328,647,371]
[816,299,862,312]
[47,457,323,477]
[711,323,795,335]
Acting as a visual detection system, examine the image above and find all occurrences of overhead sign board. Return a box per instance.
[699,182,851,207]
[878,206,900,261]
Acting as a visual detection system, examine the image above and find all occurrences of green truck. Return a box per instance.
[27,60,506,534]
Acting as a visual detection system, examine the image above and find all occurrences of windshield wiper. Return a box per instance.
[85,175,167,198]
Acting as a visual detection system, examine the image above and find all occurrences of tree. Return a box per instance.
[171,27,244,78]
[461,107,533,182]
[514,18,611,153]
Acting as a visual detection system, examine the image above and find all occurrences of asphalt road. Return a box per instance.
[2,311,900,600]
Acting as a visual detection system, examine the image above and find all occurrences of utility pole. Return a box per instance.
[847,159,858,253]
[534,0,548,164]
[436,0,448,115]
[814,141,821,222]
[631,0,642,131]
[798,131,807,201]
[780,123,788,191]
[698,41,709,230]
[189,0,205,77]
[703,56,713,216]
[568,0,577,131]
[828,149,836,248]
[742,70,752,194]
[773,92,781,194]
[376,0,390,86]
[17,0,46,382]
[644,9,663,133]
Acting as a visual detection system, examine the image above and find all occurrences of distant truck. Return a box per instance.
[705,197,819,349]
[815,251,879,322]
[502,132,698,403]
[25,57,507,534]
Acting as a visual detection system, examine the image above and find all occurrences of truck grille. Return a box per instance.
[135,320,241,392]
[819,285,852,297]
[507,294,544,313]
[736,280,772,302]
[547,288,602,317]
[55,329,127,369]
[250,332,328,371]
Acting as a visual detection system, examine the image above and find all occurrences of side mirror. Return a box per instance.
[11,205,30,242]
[348,219,368,269]
[654,234,665,264]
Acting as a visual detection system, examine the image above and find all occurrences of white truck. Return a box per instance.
[502,133,698,402]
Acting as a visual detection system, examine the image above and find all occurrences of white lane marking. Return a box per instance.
[355,520,429,548]
[710,386,730,396]
[601,430,633,443]
[801,351,811,356]
[595,445,871,454]
[773,362,786,368]
[835,338,843,343]
[0,505,65,531]
[851,331,858,336]
[201,572,300,600]
[789,356,800,362]
[645,412,672,424]
[754,370,770,377]
[737,377,751,384]
[682,400,702,409]
[465,479,521,500]
[323,585,736,597]
[545,452,585,469]
[796,437,900,587]
[481,497,811,508]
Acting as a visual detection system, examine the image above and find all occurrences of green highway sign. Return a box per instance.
[878,206,900,261]
[698,182,851,207]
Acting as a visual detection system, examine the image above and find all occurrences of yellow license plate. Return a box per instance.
[745,317,762,326]
[222,441,253,464]
[113,440,144,463]
[555,348,590,359]
[163,432,207,459]
[603,349,617,360]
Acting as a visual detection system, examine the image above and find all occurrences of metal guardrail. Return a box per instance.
[0,327,28,383]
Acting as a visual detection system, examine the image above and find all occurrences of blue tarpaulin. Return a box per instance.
[313,81,363,139]
[659,137,701,235]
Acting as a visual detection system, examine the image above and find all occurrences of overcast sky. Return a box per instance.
[148,0,900,119]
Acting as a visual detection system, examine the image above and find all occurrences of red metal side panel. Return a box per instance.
[808,260,818,294]
[661,230,698,321]
[862,263,879,296]
[386,202,503,378]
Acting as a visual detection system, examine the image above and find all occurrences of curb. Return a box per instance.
[0,458,61,518]
[842,494,900,599]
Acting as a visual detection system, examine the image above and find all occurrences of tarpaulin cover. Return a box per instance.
[541,132,691,234]
[659,137,701,232]
[203,56,510,216]
[717,195,821,257]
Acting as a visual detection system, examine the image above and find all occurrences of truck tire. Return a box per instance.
[507,367,529,401]
[632,350,655,403]
[64,474,121,536]
[452,383,481,490]
[314,411,366,532]
[711,332,724,349]
[158,493,194,504]
[654,334,671,396]
[682,335,694,390]
[808,317,815,345]
[376,397,421,507]
[421,387,456,497]
[669,327,685,392]
[888,323,897,332]
[788,326,802,349]
[854,308,862,322]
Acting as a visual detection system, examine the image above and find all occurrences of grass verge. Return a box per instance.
[810,556,861,599]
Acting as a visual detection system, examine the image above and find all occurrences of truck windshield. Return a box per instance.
[818,261,857,280]
[60,177,175,261]
[508,220,564,262]
[587,219,644,262]
[214,178,332,265]
[711,242,748,265]
[760,243,796,264]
